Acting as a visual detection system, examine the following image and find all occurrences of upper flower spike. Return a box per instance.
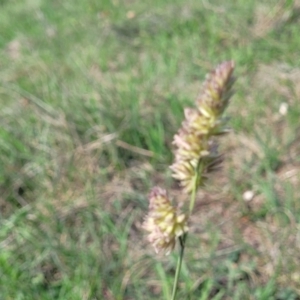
[196,61,235,117]
[170,61,235,194]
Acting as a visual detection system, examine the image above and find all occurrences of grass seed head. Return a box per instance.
[143,187,188,255]
[170,61,235,194]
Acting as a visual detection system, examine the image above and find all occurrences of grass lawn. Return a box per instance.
[1,0,300,299]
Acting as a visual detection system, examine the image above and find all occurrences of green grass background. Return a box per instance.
[1,0,300,299]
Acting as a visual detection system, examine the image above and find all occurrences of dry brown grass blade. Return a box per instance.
[116,140,154,157]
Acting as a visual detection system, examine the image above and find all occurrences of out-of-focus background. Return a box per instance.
[1,0,300,299]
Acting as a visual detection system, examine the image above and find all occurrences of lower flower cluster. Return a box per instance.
[143,187,188,255]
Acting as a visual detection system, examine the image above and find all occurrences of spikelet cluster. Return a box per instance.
[143,187,188,255]
[170,61,235,193]
[143,62,235,254]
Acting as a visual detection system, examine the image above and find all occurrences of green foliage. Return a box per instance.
[1,0,300,299]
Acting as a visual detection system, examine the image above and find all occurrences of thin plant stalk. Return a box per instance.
[171,169,199,300]
[170,234,186,300]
